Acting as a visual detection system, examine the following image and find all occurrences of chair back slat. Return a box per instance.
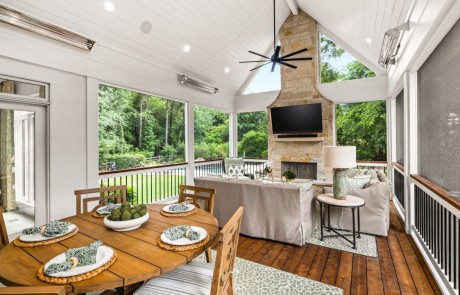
[0,206,9,250]
[178,185,215,214]
[211,207,244,295]
[75,185,127,215]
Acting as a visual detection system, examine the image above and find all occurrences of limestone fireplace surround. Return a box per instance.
[267,10,334,180]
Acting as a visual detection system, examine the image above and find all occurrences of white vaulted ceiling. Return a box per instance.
[297,0,413,74]
[0,0,414,94]
[0,0,291,95]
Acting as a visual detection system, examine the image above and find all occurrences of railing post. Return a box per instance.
[185,102,195,185]
[404,71,418,233]
[229,112,238,157]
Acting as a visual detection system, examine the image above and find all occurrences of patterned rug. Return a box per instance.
[306,227,377,257]
[194,250,343,295]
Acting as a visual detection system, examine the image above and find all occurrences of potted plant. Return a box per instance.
[282,170,296,182]
[264,165,273,181]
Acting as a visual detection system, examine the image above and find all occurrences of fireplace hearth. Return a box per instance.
[281,162,317,180]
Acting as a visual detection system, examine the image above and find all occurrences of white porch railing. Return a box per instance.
[411,174,460,295]
[356,161,388,174]
[99,163,188,204]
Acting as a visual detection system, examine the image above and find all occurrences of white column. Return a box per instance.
[229,112,238,157]
[403,72,418,233]
[185,102,195,185]
[387,97,396,185]
[86,77,100,188]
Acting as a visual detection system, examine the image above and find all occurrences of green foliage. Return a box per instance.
[194,106,230,160]
[283,170,296,180]
[336,101,387,161]
[319,34,386,161]
[105,153,145,170]
[237,111,268,158]
[160,144,177,158]
[238,130,268,159]
[99,84,186,170]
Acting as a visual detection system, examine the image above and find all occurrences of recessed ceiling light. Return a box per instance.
[140,21,152,34]
[183,45,191,52]
[224,67,230,73]
[104,1,114,12]
[365,38,372,44]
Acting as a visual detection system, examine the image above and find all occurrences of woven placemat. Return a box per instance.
[158,235,210,252]
[160,207,197,217]
[37,250,117,284]
[13,228,79,248]
[92,211,107,218]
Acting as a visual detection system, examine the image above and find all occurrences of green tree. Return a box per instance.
[319,34,386,161]
[238,130,268,158]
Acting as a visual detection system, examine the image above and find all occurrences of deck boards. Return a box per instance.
[236,202,442,294]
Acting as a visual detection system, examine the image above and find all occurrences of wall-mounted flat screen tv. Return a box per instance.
[271,103,322,134]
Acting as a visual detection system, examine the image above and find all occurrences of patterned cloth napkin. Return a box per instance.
[167,200,191,213]
[22,220,71,237]
[96,203,121,215]
[45,241,102,275]
[164,225,200,241]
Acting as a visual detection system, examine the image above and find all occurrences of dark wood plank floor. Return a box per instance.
[236,202,441,295]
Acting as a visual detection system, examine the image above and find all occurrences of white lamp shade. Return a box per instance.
[322,146,356,168]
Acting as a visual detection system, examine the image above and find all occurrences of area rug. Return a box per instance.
[306,227,377,257]
[194,250,343,295]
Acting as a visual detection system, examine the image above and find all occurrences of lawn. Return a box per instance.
[100,173,186,204]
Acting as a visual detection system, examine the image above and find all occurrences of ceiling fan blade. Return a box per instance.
[250,61,272,71]
[281,48,308,59]
[281,57,313,61]
[248,51,271,59]
[271,61,276,72]
[278,61,297,69]
[239,60,269,63]
[273,45,281,60]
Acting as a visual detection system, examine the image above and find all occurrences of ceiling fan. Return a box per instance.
[239,0,312,72]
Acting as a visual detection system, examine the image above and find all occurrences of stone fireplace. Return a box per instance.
[268,11,334,180]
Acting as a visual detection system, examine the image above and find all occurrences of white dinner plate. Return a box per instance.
[96,204,121,215]
[19,224,77,242]
[44,246,114,277]
[162,203,196,214]
[160,226,208,246]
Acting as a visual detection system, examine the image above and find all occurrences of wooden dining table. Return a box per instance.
[0,204,219,294]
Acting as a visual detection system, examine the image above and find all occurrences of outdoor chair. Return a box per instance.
[134,207,244,295]
[178,184,216,263]
[74,185,127,215]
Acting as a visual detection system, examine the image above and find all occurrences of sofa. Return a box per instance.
[324,169,392,236]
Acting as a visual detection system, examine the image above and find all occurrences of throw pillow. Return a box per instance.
[227,165,245,177]
[345,171,371,189]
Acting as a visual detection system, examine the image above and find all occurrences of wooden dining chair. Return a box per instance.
[178,184,216,262]
[0,286,66,295]
[178,185,215,214]
[0,207,9,250]
[75,185,127,215]
[134,207,244,295]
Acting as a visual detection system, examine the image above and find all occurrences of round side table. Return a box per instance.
[316,193,365,249]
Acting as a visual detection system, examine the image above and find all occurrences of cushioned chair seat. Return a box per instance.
[134,261,213,295]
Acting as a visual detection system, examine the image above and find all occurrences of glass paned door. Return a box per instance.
[0,102,47,238]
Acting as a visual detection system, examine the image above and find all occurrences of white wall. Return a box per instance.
[317,76,388,103]
[0,56,87,220]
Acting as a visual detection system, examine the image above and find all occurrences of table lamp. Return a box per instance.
[322,146,356,199]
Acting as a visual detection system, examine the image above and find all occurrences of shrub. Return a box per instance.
[283,170,296,180]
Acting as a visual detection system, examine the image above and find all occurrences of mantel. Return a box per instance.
[273,137,325,142]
